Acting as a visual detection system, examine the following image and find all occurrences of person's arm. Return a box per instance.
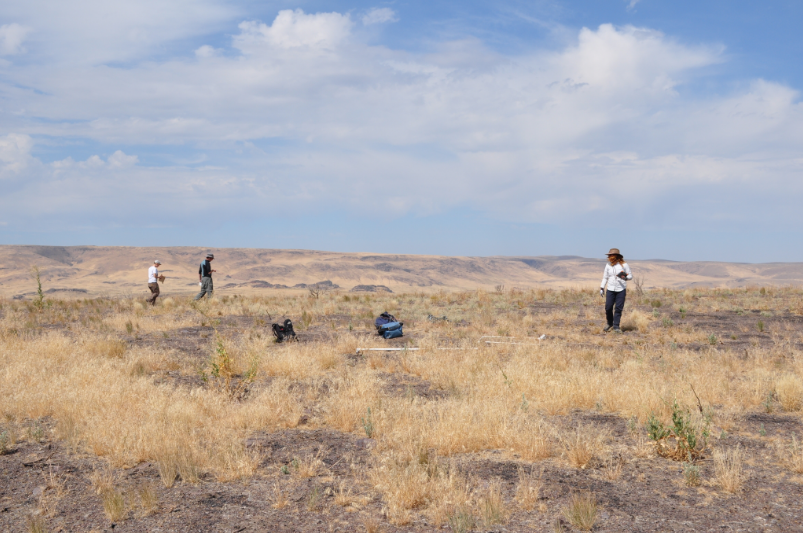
[600,265,609,296]
[624,263,633,281]
[199,262,203,282]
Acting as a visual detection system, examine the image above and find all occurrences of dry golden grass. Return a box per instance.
[101,488,127,521]
[714,446,745,494]
[271,482,290,509]
[514,465,542,510]
[776,374,803,411]
[478,479,507,526]
[137,484,158,516]
[26,514,48,533]
[562,424,606,469]
[776,435,803,474]
[1,285,803,526]
[563,492,597,531]
[621,309,651,332]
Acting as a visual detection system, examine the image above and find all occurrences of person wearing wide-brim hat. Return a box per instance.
[600,248,632,333]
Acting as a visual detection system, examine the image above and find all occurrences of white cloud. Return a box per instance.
[1,0,237,64]
[234,9,353,51]
[362,7,398,25]
[0,23,29,55]
[107,150,139,168]
[0,13,802,233]
[194,45,219,58]
[0,133,34,175]
[626,0,642,11]
[51,151,138,171]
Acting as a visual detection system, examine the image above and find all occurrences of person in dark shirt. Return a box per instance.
[194,253,216,300]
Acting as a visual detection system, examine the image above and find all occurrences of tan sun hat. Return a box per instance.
[606,248,622,256]
[154,259,161,264]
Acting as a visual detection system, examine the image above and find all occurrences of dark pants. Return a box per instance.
[195,276,213,300]
[147,282,160,305]
[605,289,626,328]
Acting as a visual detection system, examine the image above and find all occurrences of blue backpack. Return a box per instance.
[375,312,403,338]
[383,326,403,339]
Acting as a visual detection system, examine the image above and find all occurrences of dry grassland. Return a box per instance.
[2,286,803,531]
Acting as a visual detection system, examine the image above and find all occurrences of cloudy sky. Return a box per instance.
[1,0,801,261]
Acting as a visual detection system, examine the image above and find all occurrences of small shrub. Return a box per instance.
[647,401,710,461]
[707,334,717,345]
[30,265,45,311]
[662,317,674,328]
[682,462,701,486]
[28,422,45,442]
[650,300,662,308]
[361,407,374,438]
[563,492,597,531]
[763,392,774,413]
[757,320,765,332]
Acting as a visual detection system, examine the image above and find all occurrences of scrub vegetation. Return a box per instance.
[1,285,803,531]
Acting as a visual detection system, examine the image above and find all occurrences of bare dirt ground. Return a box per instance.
[2,289,803,532]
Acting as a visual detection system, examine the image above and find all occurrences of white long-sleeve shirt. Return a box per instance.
[601,262,632,292]
[148,266,159,283]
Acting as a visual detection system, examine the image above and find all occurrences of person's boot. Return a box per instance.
[603,324,613,332]
[613,327,623,334]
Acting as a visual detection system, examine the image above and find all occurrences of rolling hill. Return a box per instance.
[1,245,802,299]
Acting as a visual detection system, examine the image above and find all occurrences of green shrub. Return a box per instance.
[647,401,710,461]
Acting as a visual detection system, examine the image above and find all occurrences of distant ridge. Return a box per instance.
[1,245,802,299]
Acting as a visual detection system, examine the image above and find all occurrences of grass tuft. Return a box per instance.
[563,492,598,531]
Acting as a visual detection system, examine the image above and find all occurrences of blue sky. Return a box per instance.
[1,0,801,261]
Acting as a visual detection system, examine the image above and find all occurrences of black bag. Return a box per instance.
[272,319,297,343]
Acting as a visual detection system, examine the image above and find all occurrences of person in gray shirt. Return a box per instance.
[194,253,216,300]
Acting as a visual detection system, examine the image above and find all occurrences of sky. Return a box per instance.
[1,0,802,262]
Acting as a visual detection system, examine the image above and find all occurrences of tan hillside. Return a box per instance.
[1,245,802,299]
